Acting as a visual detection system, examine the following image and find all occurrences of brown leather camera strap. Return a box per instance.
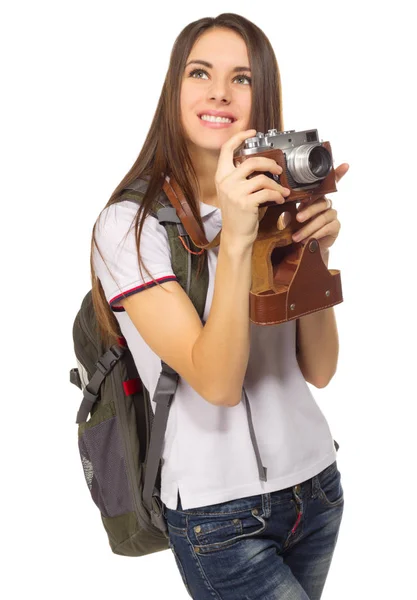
[162,176,221,250]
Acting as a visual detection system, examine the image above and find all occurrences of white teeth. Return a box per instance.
[200,114,233,123]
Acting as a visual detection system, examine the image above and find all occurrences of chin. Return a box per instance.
[190,131,238,152]
[185,138,219,153]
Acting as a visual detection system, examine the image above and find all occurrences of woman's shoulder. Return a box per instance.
[96,199,165,238]
[96,176,165,229]
[97,198,139,227]
[94,202,137,249]
[94,199,170,262]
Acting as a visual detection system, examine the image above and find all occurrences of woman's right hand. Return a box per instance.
[215,129,291,248]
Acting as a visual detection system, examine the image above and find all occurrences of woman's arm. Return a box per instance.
[120,236,253,408]
[191,236,253,407]
[291,163,350,388]
[296,250,339,388]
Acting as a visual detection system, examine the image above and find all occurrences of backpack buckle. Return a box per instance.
[153,363,179,407]
[151,496,168,536]
[70,368,82,390]
[160,360,177,377]
[96,345,124,375]
[110,344,124,359]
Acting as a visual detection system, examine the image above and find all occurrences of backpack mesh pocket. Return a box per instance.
[78,402,133,518]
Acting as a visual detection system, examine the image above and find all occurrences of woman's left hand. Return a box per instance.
[291,163,349,252]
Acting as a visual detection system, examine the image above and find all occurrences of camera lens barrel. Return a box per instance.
[286,143,332,184]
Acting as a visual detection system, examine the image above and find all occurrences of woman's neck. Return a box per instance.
[188,144,220,207]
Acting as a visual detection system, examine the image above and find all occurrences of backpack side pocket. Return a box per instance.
[78,401,133,518]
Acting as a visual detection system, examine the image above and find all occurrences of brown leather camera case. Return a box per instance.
[163,145,343,325]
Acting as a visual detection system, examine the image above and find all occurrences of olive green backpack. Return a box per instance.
[69,178,209,557]
[70,178,279,557]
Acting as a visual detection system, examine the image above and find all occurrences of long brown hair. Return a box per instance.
[90,12,284,346]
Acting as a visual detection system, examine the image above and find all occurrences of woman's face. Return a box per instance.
[180,28,252,153]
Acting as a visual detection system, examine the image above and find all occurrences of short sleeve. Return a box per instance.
[93,200,177,312]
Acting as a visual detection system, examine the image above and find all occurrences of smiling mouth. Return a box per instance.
[198,114,237,124]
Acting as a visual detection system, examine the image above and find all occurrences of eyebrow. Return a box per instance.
[185,59,251,72]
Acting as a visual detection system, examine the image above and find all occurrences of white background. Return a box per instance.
[1,0,415,598]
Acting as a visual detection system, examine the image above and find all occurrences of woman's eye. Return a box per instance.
[235,74,251,85]
[189,69,209,79]
[188,69,251,85]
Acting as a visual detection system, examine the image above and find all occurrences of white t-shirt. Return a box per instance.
[93,193,337,510]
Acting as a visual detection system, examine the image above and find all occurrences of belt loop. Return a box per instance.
[311,474,320,499]
[261,493,271,518]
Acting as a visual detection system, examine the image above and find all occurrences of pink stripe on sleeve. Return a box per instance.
[109,276,178,311]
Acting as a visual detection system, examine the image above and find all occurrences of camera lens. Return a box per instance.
[309,146,332,178]
[286,143,332,184]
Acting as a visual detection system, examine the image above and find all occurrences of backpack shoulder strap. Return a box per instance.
[117,179,211,523]
[118,178,209,322]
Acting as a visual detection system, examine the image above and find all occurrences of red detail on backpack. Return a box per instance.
[117,336,127,347]
[123,378,142,396]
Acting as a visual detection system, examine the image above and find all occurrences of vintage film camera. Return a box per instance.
[161,128,343,326]
[234,128,335,197]
[232,128,343,325]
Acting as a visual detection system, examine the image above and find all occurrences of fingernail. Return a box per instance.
[283,188,291,196]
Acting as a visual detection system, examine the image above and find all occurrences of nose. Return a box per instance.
[209,93,231,105]
[208,79,231,104]
[212,97,230,104]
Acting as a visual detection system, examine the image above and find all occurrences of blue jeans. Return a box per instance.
[164,460,344,599]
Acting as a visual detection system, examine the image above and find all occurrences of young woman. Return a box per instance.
[92,13,349,600]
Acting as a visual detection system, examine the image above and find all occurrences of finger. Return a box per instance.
[232,156,283,181]
[297,192,322,208]
[334,163,349,184]
[242,173,290,199]
[292,210,338,242]
[296,198,326,222]
[302,221,340,248]
[216,129,257,182]
[297,193,331,212]
[250,188,288,207]
[296,217,340,244]
[312,234,336,252]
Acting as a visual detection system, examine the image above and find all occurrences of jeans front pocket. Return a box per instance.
[189,508,267,554]
[316,461,344,508]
